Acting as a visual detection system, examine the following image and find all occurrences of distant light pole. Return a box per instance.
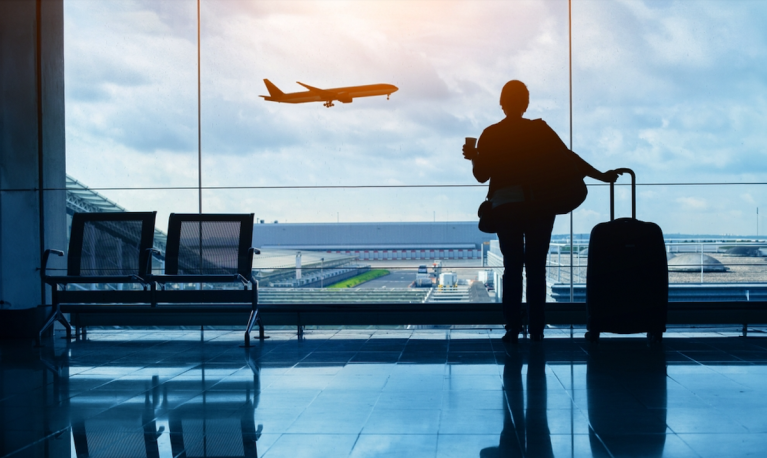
[321,257,325,288]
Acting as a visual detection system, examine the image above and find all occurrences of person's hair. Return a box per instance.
[500,80,529,114]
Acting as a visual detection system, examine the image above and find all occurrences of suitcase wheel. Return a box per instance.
[585,331,600,343]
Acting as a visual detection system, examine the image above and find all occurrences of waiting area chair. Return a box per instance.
[150,213,262,342]
[39,211,157,342]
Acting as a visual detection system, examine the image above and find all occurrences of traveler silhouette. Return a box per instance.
[480,345,553,458]
[464,80,618,342]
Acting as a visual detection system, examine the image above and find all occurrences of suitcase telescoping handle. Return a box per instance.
[610,168,636,221]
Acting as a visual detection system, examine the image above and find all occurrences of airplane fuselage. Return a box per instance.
[261,82,398,106]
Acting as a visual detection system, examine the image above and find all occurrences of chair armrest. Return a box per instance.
[130,275,150,286]
[41,249,64,282]
[245,248,259,287]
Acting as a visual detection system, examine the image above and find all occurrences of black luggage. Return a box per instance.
[585,168,668,342]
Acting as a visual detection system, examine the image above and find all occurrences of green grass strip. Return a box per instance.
[326,269,390,288]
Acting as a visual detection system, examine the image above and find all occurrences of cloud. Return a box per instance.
[63,0,767,234]
[676,196,708,210]
[741,193,756,205]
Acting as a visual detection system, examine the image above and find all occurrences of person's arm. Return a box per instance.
[463,133,491,183]
[539,120,619,183]
[576,156,619,183]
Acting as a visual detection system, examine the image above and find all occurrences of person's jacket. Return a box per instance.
[473,117,591,199]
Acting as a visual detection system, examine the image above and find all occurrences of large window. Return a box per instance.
[65,0,767,304]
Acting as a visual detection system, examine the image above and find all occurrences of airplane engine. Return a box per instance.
[338,95,353,104]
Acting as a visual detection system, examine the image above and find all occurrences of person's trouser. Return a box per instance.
[496,213,556,336]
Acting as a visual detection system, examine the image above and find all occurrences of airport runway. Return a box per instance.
[355,259,489,289]
[355,269,417,289]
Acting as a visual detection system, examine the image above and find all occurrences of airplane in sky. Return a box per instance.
[260,79,398,107]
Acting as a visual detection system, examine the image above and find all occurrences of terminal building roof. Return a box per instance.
[253,221,495,251]
[66,175,167,254]
[252,249,353,271]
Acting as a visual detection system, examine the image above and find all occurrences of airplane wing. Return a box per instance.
[296,82,338,99]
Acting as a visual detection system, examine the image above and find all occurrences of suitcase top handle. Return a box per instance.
[610,168,636,221]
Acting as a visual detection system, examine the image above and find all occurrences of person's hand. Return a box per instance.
[601,169,620,183]
[462,144,478,160]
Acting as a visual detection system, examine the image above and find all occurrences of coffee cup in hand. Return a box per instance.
[463,137,478,160]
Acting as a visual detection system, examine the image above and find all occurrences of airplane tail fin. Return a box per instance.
[263,79,285,98]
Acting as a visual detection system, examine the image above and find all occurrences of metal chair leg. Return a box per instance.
[243,309,259,347]
[58,313,72,340]
[37,311,60,346]
[37,307,73,346]
[245,310,256,334]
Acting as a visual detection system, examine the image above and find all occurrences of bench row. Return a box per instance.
[39,212,263,345]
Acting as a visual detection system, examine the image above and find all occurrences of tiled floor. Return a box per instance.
[3,327,767,457]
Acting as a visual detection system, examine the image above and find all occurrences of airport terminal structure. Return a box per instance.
[253,221,495,261]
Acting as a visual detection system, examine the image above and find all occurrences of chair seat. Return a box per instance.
[45,275,148,285]
[153,289,255,305]
[150,274,246,284]
[56,289,153,304]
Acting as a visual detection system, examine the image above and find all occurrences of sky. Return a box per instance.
[64,0,767,235]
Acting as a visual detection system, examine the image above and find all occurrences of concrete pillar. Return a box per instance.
[0,0,67,337]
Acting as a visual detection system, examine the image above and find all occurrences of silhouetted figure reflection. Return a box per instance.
[464,80,618,342]
[586,344,667,457]
[481,345,554,458]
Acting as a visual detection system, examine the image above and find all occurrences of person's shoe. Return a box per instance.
[502,325,523,344]
[501,330,519,344]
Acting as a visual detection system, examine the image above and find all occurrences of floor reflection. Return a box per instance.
[27,340,265,458]
[587,342,668,458]
[4,329,767,457]
[67,347,263,458]
[481,344,553,457]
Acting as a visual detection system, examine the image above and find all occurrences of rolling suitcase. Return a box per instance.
[585,168,668,342]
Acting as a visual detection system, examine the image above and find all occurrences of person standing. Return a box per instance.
[463,80,618,343]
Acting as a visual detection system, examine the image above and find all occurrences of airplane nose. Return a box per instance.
[388,84,399,93]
